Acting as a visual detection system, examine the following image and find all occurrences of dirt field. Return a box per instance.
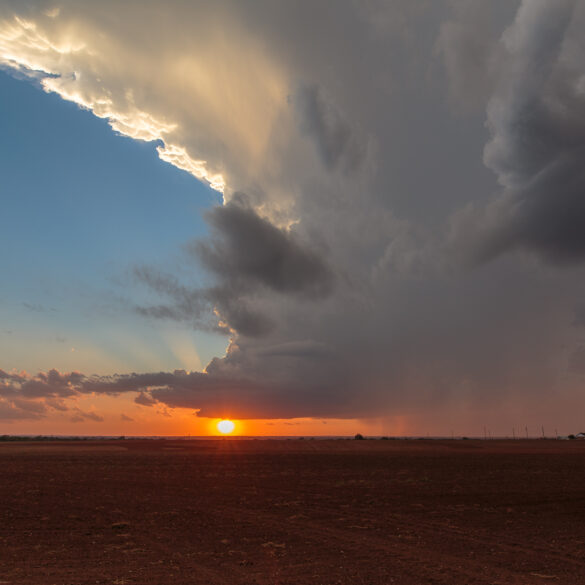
[1,438,585,585]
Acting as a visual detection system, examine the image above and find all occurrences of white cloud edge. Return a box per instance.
[0,14,226,194]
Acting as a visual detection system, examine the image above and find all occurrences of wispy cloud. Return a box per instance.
[22,302,56,313]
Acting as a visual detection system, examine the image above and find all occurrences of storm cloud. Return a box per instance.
[3,1,585,430]
[196,196,334,298]
[451,0,585,264]
[134,196,334,338]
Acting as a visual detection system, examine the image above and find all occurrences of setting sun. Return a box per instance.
[217,419,235,434]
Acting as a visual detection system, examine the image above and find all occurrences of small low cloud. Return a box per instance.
[0,399,46,421]
[71,408,104,423]
[45,398,69,412]
[0,369,82,400]
[0,394,48,421]
[135,391,157,407]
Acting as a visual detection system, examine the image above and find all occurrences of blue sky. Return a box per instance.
[0,70,226,375]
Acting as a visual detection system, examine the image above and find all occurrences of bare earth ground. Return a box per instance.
[1,439,585,585]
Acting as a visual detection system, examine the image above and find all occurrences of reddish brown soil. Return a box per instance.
[1,439,585,584]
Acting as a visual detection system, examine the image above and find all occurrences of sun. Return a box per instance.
[217,419,235,434]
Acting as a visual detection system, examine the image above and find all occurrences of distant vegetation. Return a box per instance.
[0,435,126,442]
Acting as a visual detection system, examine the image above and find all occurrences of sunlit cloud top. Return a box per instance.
[0,5,294,196]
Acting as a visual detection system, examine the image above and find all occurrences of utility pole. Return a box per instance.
[525,425,529,439]
[542,425,545,439]
[512,427,516,440]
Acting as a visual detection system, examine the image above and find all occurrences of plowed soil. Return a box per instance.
[1,438,585,584]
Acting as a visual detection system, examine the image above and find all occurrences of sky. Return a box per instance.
[2,0,585,437]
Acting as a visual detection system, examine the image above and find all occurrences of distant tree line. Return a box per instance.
[0,435,127,442]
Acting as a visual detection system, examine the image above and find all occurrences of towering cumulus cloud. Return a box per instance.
[3,0,585,429]
[452,0,585,264]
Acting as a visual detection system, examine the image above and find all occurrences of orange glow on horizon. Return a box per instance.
[3,395,433,437]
